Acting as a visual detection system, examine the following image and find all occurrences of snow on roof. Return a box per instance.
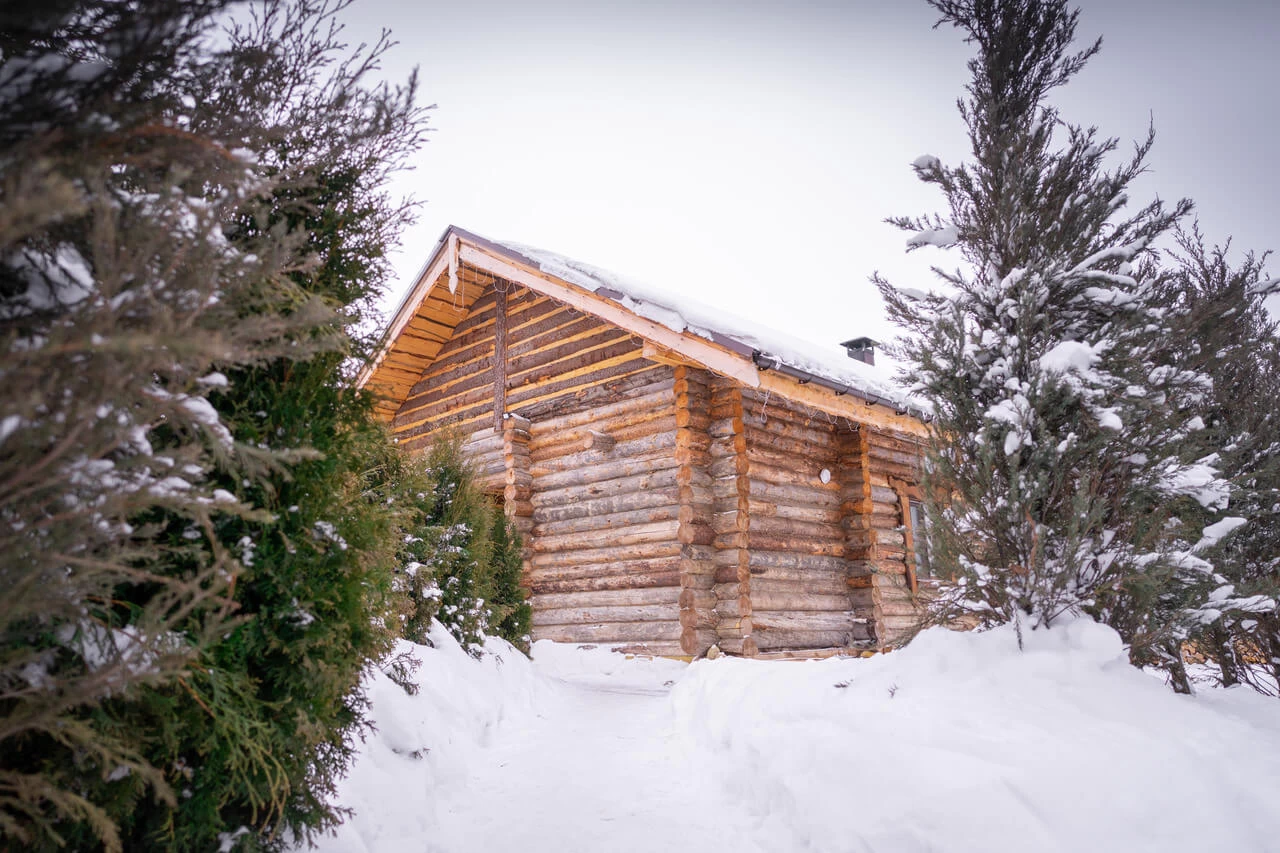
[493,238,918,413]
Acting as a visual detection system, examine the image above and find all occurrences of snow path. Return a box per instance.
[426,664,769,853]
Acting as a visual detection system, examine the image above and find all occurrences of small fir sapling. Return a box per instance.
[399,436,532,657]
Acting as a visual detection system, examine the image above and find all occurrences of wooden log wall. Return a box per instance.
[391,275,655,452]
[525,368,684,655]
[741,390,873,652]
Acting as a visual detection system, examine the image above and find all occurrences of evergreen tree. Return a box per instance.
[876,0,1228,686]
[489,510,533,655]
[1157,228,1280,694]
[0,1,332,849]
[0,0,433,848]
[398,436,532,656]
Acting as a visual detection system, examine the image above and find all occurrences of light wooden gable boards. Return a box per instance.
[362,226,928,440]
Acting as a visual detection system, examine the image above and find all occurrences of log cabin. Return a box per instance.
[360,226,932,659]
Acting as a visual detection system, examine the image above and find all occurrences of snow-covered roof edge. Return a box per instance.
[367,225,927,422]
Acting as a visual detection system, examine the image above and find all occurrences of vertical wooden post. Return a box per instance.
[709,377,756,657]
[493,284,507,432]
[674,366,716,657]
[838,426,882,646]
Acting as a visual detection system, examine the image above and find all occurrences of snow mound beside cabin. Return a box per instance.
[308,622,541,853]
[671,619,1280,853]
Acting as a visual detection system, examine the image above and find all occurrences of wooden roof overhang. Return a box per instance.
[359,226,928,437]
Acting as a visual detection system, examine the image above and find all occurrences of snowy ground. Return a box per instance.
[310,621,1280,853]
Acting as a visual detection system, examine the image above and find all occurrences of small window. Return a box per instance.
[908,500,932,580]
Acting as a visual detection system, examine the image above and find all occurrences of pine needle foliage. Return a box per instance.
[0,0,434,848]
[875,0,1229,684]
[399,436,532,657]
[1156,228,1280,694]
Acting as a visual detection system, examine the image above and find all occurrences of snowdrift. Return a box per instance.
[672,619,1280,853]
[310,618,1280,853]
[308,622,541,853]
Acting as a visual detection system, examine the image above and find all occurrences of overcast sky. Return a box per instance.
[339,0,1279,349]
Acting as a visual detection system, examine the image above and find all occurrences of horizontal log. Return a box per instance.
[744,458,840,491]
[714,616,753,640]
[678,606,717,630]
[867,428,926,455]
[529,554,683,582]
[532,603,679,626]
[532,448,678,491]
[534,587,681,611]
[396,356,656,443]
[528,376,674,436]
[529,538,683,569]
[516,366,670,423]
[747,499,842,525]
[530,519,680,554]
[715,637,759,657]
[751,610,863,632]
[747,533,844,557]
[713,579,747,600]
[461,431,505,454]
[678,587,717,611]
[528,571,681,594]
[529,429,676,478]
[747,550,849,573]
[878,596,925,618]
[532,621,683,643]
[749,515,844,542]
[749,479,841,511]
[749,590,852,612]
[753,627,872,651]
[533,487,678,523]
[534,503,682,538]
[745,413,833,447]
[682,543,717,563]
[533,468,679,509]
[869,445,923,469]
[618,640,688,657]
[749,574,849,598]
[744,439,836,473]
[401,327,634,420]
[528,403,674,461]
[880,614,925,642]
[708,455,749,480]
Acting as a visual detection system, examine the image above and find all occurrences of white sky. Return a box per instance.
[339,0,1279,349]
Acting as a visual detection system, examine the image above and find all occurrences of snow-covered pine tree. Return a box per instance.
[1,1,434,848]
[0,1,336,848]
[876,0,1227,684]
[1155,229,1280,694]
[398,436,532,657]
